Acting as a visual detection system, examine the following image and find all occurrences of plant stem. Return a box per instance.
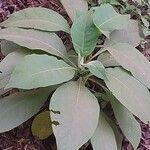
[65,56,77,68]
[88,78,109,92]
[88,46,106,62]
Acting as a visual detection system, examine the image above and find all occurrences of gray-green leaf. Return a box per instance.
[106,20,142,47]
[103,113,123,150]
[98,51,119,67]
[84,60,106,79]
[93,4,130,37]
[0,50,27,89]
[91,113,117,150]
[50,81,100,150]
[71,12,99,57]
[0,7,70,33]
[1,40,23,56]
[60,0,88,21]
[0,87,52,133]
[105,67,150,123]
[6,54,75,89]
[106,43,150,89]
[0,28,67,59]
[110,94,141,149]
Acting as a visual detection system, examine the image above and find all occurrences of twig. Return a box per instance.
[88,78,109,92]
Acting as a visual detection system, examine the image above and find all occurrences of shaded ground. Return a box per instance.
[0,0,150,149]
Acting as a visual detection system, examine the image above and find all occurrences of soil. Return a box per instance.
[0,0,150,150]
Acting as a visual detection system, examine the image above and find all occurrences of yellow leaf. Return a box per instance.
[31,111,53,140]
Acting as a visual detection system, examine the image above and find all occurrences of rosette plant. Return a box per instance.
[0,0,149,150]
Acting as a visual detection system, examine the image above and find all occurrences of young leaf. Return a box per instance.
[91,113,117,150]
[49,81,100,150]
[84,60,106,80]
[106,43,150,89]
[0,28,67,60]
[60,0,88,21]
[98,51,119,67]
[110,96,141,149]
[6,54,76,89]
[0,50,27,89]
[93,4,130,37]
[31,111,53,140]
[0,7,70,33]
[106,20,142,47]
[71,12,99,57]
[0,87,52,133]
[105,67,150,123]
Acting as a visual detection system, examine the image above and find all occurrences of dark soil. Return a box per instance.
[0,0,150,150]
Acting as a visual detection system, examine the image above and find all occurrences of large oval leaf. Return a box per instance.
[71,12,99,57]
[105,67,150,123]
[0,7,70,33]
[60,0,88,21]
[93,4,130,38]
[106,43,150,89]
[0,28,67,59]
[109,94,141,149]
[0,87,52,133]
[0,50,27,89]
[49,81,100,150]
[91,113,117,150]
[6,54,75,89]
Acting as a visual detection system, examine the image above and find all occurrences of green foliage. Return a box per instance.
[83,60,106,80]
[105,67,150,123]
[110,95,141,149]
[91,113,117,150]
[93,4,131,37]
[50,81,100,150]
[6,54,76,89]
[0,88,53,133]
[106,21,142,47]
[0,7,70,33]
[105,43,150,88]
[71,12,99,57]
[0,1,149,150]
[0,28,68,59]
[60,0,88,21]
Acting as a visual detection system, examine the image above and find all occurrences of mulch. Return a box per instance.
[0,0,150,149]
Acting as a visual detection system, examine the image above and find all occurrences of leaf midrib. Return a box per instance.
[96,14,119,29]
[70,81,82,142]
[17,67,74,77]
[3,19,69,32]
